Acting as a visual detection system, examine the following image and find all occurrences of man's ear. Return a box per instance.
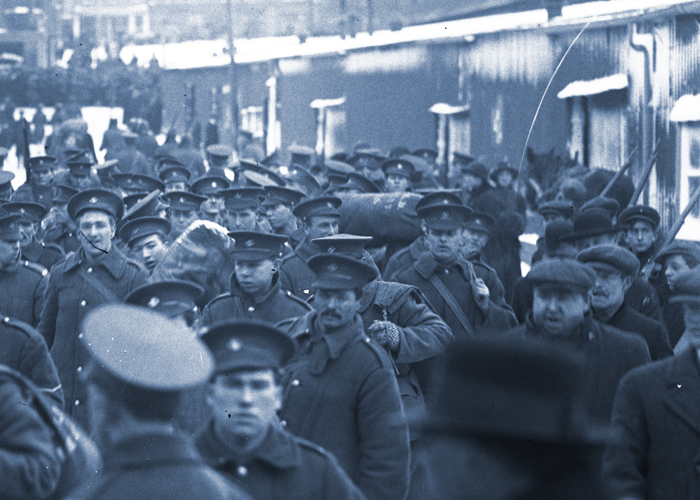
[271,258,281,272]
[420,221,428,235]
[621,275,634,292]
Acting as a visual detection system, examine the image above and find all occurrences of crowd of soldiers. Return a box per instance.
[1,119,700,500]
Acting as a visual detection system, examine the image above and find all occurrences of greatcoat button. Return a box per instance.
[74,400,80,406]
[80,300,86,307]
[291,379,300,386]
[237,466,248,477]
[87,268,93,273]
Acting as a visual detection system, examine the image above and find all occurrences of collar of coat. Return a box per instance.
[229,271,281,305]
[292,238,319,263]
[290,312,366,362]
[104,428,202,470]
[199,422,300,469]
[409,236,428,260]
[63,246,128,279]
[413,251,471,281]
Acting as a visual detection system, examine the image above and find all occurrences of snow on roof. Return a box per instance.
[670,94,700,123]
[120,0,700,70]
[557,74,629,99]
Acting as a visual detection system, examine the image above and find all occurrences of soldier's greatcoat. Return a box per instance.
[38,246,148,428]
[0,259,47,327]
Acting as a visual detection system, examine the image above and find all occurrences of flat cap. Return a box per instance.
[311,234,372,258]
[668,268,700,304]
[581,197,620,219]
[124,280,204,318]
[336,172,381,194]
[544,220,575,254]
[67,188,124,221]
[382,159,415,179]
[537,200,575,219]
[262,186,305,208]
[163,191,206,212]
[464,211,494,234]
[222,187,264,211]
[418,204,472,230]
[191,176,230,196]
[619,205,660,230]
[25,156,57,172]
[82,304,214,392]
[571,211,622,238]
[52,184,79,205]
[293,196,342,219]
[415,190,464,213]
[576,244,640,276]
[2,201,46,223]
[656,241,700,266]
[308,253,378,290]
[527,258,596,292]
[119,216,171,245]
[228,231,288,261]
[201,321,295,374]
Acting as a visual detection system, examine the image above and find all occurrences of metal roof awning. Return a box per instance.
[557,74,629,99]
[670,94,700,123]
[310,97,346,109]
[429,103,470,115]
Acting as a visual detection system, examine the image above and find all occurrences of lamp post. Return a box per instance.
[226,0,239,153]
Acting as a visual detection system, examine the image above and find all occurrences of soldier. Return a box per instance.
[335,172,381,194]
[262,185,306,247]
[163,191,206,240]
[11,155,57,210]
[619,205,661,272]
[37,189,149,429]
[283,165,321,197]
[457,161,490,207]
[392,200,517,339]
[0,170,14,201]
[312,233,453,499]
[278,254,411,500]
[196,320,367,500]
[279,196,344,300]
[222,187,265,232]
[206,144,234,179]
[54,151,102,191]
[604,267,700,500]
[159,159,191,193]
[202,231,311,325]
[347,146,385,189]
[0,208,48,327]
[118,216,171,273]
[577,244,673,361]
[461,211,494,262]
[41,184,80,254]
[501,259,650,424]
[419,336,614,500]
[3,201,65,269]
[69,304,252,500]
[192,176,230,226]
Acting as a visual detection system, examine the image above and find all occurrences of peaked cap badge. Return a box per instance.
[327,264,338,272]
[147,297,160,308]
[245,240,255,247]
[229,339,243,352]
[89,197,98,204]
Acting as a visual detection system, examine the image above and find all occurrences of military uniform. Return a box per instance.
[197,423,366,500]
[0,259,48,327]
[21,237,65,270]
[12,183,54,210]
[0,316,63,404]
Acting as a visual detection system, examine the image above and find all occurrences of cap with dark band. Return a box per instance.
[124,280,204,317]
[222,187,264,211]
[201,320,295,374]
[163,191,206,212]
[159,164,191,185]
[619,205,660,230]
[2,202,46,224]
[311,234,372,259]
[67,188,124,222]
[228,231,288,261]
[191,176,230,196]
[418,204,472,230]
[25,156,57,172]
[307,253,378,290]
[119,216,171,246]
[262,186,305,208]
[415,191,463,213]
[293,196,342,220]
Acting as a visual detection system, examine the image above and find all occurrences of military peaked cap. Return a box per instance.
[0,209,21,241]
[619,205,660,230]
[464,211,495,234]
[52,184,79,205]
[119,216,171,246]
[67,188,124,221]
[293,196,342,219]
[415,191,464,213]
[191,176,230,196]
[311,234,372,258]
[163,191,206,212]
[159,164,191,184]
[336,172,381,194]
[25,156,57,172]
[381,159,415,179]
[262,186,305,208]
[308,253,378,290]
[418,204,472,230]
[222,187,264,211]
[124,280,204,318]
[2,202,46,223]
[228,231,288,261]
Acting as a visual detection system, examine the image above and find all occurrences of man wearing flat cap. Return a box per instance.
[0,208,49,327]
[501,259,650,424]
[202,231,311,326]
[37,189,149,430]
[196,320,366,499]
[537,199,575,224]
[604,267,700,500]
[3,201,65,270]
[278,254,411,500]
[577,245,672,361]
[163,191,206,240]
[12,155,57,210]
[118,216,171,273]
[392,199,517,341]
[69,304,251,500]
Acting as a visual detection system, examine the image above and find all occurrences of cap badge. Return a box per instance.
[228,339,243,352]
[441,212,450,219]
[442,199,449,204]
[327,246,335,253]
[147,297,160,308]
[89,197,98,204]
[19,208,25,214]
[245,240,255,247]
[235,193,242,199]
[327,202,334,208]
[179,197,185,204]
[211,182,217,187]
[328,264,338,272]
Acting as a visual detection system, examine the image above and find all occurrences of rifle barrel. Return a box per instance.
[599,144,639,198]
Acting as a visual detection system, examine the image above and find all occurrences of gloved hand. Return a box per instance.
[367,321,401,350]
[471,276,490,313]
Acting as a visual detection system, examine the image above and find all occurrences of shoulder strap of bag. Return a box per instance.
[428,273,475,338]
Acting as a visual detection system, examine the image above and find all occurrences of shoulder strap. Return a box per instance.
[428,273,474,338]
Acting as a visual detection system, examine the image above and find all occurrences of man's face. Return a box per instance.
[425,226,462,263]
[626,221,656,255]
[267,203,294,231]
[314,288,360,330]
[131,234,167,271]
[70,174,92,190]
[169,208,199,236]
[462,228,489,255]
[589,266,630,312]
[385,174,410,193]
[461,173,483,192]
[234,258,276,296]
[306,216,339,241]
[209,369,282,439]
[665,254,691,291]
[542,213,566,224]
[165,182,187,193]
[226,208,257,232]
[532,287,589,337]
[0,238,20,267]
[77,210,114,257]
[17,221,37,248]
[33,169,52,187]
